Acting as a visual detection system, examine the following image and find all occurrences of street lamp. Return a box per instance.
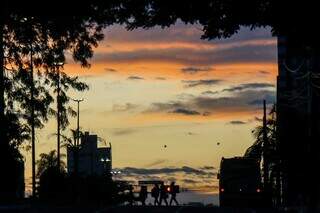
[72,98,84,147]
[53,61,64,167]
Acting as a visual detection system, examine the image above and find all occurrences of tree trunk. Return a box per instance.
[57,69,61,168]
[0,2,6,148]
[30,46,36,198]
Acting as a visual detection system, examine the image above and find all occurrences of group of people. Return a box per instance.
[151,182,179,206]
[128,182,179,206]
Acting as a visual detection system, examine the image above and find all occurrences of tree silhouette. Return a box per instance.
[61,129,84,177]
[13,64,54,197]
[245,105,277,160]
[45,67,88,171]
[36,150,66,179]
[245,105,281,206]
[0,1,120,200]
[36,150,67,202]
[117,0,317,43]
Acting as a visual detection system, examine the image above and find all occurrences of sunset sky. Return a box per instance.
[24,22,277,204]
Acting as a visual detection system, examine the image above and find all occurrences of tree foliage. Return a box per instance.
[245,105,278,162]
[36,150,66,178]
[1,2,120,199]
[116,0,318,45]
[46,69,89,131]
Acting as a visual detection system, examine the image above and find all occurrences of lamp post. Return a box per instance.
[72,98,83,146]
[54,61,64,167]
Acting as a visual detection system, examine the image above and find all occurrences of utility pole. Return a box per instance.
[72,98,83,146]
[54,62,63,167]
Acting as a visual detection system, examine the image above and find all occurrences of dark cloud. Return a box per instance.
[248,94,275,106]
[98,25,275,68]
[170,108,201,116]
[147,102,185,113]
[155,77,167,80]
[198,83,274,98]
[146,102,210,116]
[202,111,211,116]
[200,166,215,170]
[192,90,275,111]
[182,179,199,184]
[258,70,270,75]
[112,103,138,112]
[228,120,247,125]
[201,90,219,96]
[127,76,144,80]
[145,159,167,167]
[146,89,275,116]
[104,68,117,72]
[182,79,222,88]
[176,93,195,100]
[181,66,213,74]
[93,42,276,66]
[105,24,273,51]
[222,83,274,93]
[112,128,137,136]
[118,166,215,176]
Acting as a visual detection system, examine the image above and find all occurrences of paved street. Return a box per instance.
[99,206,281,213]
[0,204,283,213]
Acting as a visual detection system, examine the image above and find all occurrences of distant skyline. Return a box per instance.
[23,22,277,202]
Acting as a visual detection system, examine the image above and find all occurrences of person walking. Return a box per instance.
[169,182,179,206]
[159,183,168,206]
[151,184,160,206]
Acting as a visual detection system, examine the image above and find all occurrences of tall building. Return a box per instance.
[67,131,112,177]
[277,36,320,206]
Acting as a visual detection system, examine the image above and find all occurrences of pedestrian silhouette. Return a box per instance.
[169,182,179,206]
[139,185,148,206]
[151,184,160,205]
[159,183,169,206]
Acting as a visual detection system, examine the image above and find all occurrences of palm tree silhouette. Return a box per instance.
[36,150,66,178]
[244,104,281,205]
[61,129,84,176]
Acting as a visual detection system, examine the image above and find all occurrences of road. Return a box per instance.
[0,205,283,213]
[99,206,281,213]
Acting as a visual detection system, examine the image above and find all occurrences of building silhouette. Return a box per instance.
[67,131,112,177]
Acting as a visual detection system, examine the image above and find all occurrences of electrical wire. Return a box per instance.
[282,59,305,73]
